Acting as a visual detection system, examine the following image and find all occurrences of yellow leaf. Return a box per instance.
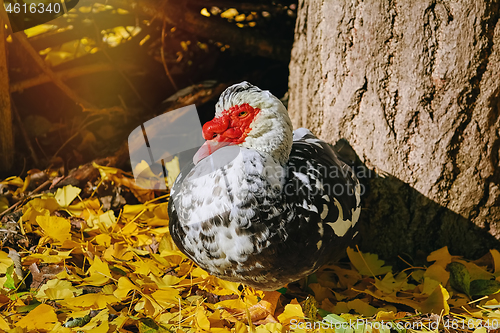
[28,248,73,264]
[83,256,111,285]
[62,293,118,309]
[333,301,349,314]
[0,196,9,214]
[374,272,414,294]
[196,306,211,331]
[121,204,146,219]
[135,294,164,316]
[216,298,247,309]
[427,246,453,267]
[152,274,182,289]
[255,323,283,333]
[15,303,57,331]
[37,279,77,300]
[420,284,450,315]
[376,311,396,321]
[103,243,134,261]
[55,185,81,207]
[233,321,248,333]
[151,288,180,308]
[491,249,500,275]
[347,247,392,276]
[474,328,488,333]
[0,176,24,187]
[0,251,13,274]
[36,215,71,243]
[457,260,494,280]
[129,259,163,276]
[95,234,112,247]
[424,263,450,285]
[165,156,180,188]
[0,315,10,330]
[421,277,441,295]
[153,202,169,219]
[215,278,242,295]
[22,197,59,225]
[121,221,139,235]
[80,308,110,332]
[67,198,100,216]
[114,277,139,300]
[356,288,421,310]
[346,299,378,316]
[277,303,304,324]
[93,162,120,180]
[87,211,116,229]
[111,314,128,330]
[191,267,210,279]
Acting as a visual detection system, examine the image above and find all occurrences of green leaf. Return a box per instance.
[447,262,471,296]
[64,314,91,328]
[323,313,347,324]
[303,296,319,321]
[317,308,332,318]
[276,287,287,294]
[16,301,42,313]
[470,279,500,296]
[3,265,15,290]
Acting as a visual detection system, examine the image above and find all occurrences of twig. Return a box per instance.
[52,117,103,159]
[0,178,52,219]
[10,62,138,93]
[0,199,22,218]
[11,31,98,111]
[161,19,178,91]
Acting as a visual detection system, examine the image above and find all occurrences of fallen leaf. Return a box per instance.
[15,303,58,331]
[347,247,392,277]
[55,185,81,207]
[447,262,471,296]
[36,215,71,243]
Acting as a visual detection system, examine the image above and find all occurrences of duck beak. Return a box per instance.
[193,140,234,165]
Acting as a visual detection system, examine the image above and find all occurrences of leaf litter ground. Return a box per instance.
[1,164,500,332]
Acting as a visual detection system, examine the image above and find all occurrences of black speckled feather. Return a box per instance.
[168,127,360,290]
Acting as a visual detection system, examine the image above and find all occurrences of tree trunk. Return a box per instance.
[0,20,14,173]
[288,0,500,260]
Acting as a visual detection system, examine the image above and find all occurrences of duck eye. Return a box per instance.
[238,111,248,117]
[212,133,219,139]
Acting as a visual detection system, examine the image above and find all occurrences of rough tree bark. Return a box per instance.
[288,0,500,260]
[0,19,14,173]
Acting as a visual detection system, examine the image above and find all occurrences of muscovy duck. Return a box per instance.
[168,82,361,290]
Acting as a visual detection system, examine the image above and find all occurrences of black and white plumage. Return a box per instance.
[168,82,361,290]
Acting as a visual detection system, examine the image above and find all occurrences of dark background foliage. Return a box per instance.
[2,0,297,176]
